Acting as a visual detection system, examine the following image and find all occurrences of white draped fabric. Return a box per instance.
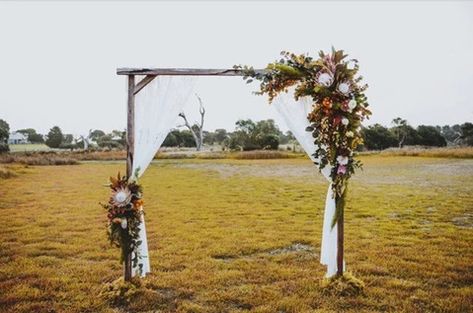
[130,75,196,277]
[271,88,343,277]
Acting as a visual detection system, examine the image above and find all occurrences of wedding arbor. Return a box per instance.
[110,50,370,283]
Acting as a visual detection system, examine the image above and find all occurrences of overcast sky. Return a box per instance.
[0,1,472,135]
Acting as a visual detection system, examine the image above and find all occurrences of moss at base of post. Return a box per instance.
[321,272,365,296]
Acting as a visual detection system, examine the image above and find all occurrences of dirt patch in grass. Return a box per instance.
[212,242,316,261]
[451,213,473,229]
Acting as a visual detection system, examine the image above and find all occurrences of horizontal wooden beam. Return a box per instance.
[117,68,265,76]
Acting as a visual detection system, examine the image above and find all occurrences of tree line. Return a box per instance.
[362,118,473,150]
[1,117,472,153]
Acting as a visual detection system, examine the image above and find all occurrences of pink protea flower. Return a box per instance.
[341,100,350,112]
[337,164,347,175]
[110,186,132,207]
[333,116,342,126]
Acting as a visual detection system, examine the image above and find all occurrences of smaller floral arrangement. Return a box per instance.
[102,172,144,267]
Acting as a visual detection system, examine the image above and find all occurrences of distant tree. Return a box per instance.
[390,117,409,148]
[202,131,216,145]
[254,119,282,149]
[416,125,447,147]
[441,125,462,145]
[460,122,473,146]
[259,134,279,150]
[111,129,126,146]
[230,119,258,150]
[214,129,228,144]
[177,130,196,147]
[0,119,10,153]
[45,126,64,148]
[390,118,421,147]
[279,130,295,145]
[0,119,10,144]
[227,119,281,151]
[178,94,206,151]
[97,134,123,149]
[79,129,93,150]
[163,130,180,147]
[89,129,106,141]
[361,124,397,150]
[63,134,74,144]
[17,128,44,143]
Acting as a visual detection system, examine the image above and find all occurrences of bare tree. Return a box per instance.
[80,129,92,150]
[391,117,408,148]
[178,94,206,151]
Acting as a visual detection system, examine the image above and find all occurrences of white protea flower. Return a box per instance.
[342,118,349,126]
[337,155,349,165]
[348,99,357,111]
[120,218,128,229]
[111,186,132,207]
[317,72,334,87]
[338,82,350,95]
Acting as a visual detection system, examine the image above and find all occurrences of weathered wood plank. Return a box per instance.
[125,75,135,282]
[117,68,265,76]
[134,75,157,95]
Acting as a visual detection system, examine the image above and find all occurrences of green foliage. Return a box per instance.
[17,128,44,143]
[441,124,462,144]
[90,129,106,141]
[45,126,64,148]
[97,134,124,149]
[416,125,446,147]
[102,173,144,270]
[460,122,473,146]
[162,130,196,148]
[361,124,397,150]
[0,119,9,144]
[226,119,282,151]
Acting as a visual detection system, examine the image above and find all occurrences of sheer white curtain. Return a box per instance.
[272,88,342,277]
[131,75,196,277]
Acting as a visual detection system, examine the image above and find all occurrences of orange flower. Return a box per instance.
[322,97,332,110]
[133,199,144,209]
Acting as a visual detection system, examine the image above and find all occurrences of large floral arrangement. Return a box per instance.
[235,48,371,226]
[102,172,144,269]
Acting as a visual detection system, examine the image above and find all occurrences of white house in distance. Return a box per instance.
[8,131,28,144]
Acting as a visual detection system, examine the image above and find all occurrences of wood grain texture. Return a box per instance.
[117,68,265,76]
[125,74,135,282]
[134,75,157,95]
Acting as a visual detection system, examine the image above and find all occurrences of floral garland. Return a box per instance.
[102,172,144,270]
[235,48,371,226]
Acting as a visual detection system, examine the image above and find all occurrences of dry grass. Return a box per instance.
[0,153,78,166]
[0,150,303,165]
[0,157,472,312]
[375,146,473,159]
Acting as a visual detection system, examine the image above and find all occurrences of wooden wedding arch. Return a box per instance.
[116,68,344,281]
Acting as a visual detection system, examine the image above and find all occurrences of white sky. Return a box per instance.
[0,1,472,135]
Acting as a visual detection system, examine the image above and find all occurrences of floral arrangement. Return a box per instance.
[235,48,371,226]
[102,172,144,269]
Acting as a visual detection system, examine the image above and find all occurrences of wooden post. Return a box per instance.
[336,208,344,276]
[124,74,135,282]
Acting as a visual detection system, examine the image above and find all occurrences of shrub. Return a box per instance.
[0,143,9,153]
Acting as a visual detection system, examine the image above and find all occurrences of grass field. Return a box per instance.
[0,157,472,312]
[8,144,51,152]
